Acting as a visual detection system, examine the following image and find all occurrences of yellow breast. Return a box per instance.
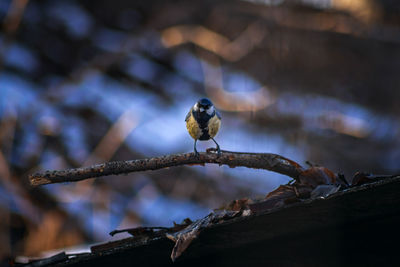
[207,115,221,138]
[186,114,202,140]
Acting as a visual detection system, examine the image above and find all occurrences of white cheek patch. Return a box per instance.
[206,106,214,115]
[200,108,204,112]
[193,103,199,111]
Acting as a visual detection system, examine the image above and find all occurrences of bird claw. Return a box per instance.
[205,147,221,156]
[210,138,221,157]
[215,146,221,157]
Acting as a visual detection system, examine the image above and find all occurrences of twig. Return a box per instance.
[29,149,305,186]
[0,0,30,70]
[109,226,169,237]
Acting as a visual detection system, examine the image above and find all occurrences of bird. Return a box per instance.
[185,98,221,156]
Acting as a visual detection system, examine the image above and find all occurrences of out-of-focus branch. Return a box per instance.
[29,149,305,186]
[0,0,29,69]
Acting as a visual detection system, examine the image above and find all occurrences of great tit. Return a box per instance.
[185,98,221,156]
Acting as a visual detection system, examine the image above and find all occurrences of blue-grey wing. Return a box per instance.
[216,110,222,120]
[185,108,192,122]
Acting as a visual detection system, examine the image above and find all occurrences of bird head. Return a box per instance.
[194,98,215,115]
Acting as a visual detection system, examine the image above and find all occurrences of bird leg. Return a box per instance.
[211,138,221,155]
[194,139,199,157]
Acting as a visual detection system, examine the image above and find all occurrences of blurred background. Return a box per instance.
[1,0,400,261]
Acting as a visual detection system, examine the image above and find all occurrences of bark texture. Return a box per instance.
[29,149,304,186]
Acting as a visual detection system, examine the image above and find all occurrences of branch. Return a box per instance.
[29,149,305,186]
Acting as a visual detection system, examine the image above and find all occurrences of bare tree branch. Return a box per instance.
[29,149,305,186]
